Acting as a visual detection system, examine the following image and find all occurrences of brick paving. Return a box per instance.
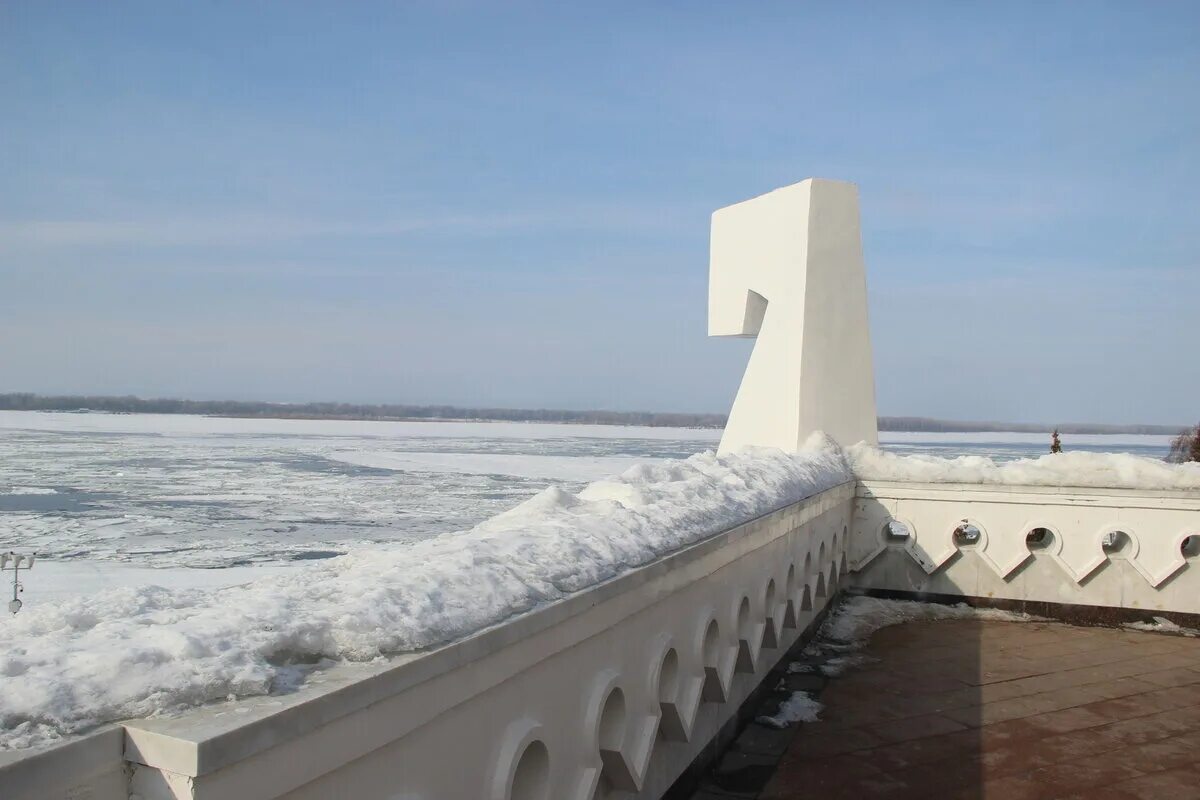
[692,618,1200,800]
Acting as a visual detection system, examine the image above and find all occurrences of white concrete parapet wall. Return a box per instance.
[709,178,878,453]
[849,481,1200,616]
[2,483,855,800]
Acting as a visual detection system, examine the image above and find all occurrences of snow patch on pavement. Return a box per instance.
[757,691,823,728]
[823,596,1039,646]
[1124,616,1199,637]
[820,654,877,676]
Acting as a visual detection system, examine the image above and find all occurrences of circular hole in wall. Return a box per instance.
[1026,527,1054,551]
[510,740,550,800]
[1182,535,1200,559]
[953,521,981,547]
[1102,530,1131,554]
[884,520,911,544]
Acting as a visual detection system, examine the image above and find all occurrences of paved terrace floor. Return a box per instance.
[692,617,1200,800]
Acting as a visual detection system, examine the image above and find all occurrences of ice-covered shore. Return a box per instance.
[0,436,851,750]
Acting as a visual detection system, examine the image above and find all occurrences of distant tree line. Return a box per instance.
[0,393,727,428]
[878,416,1182,435]
[0,393,1187,435]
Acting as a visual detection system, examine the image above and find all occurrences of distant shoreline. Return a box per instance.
[0,392,1185,436]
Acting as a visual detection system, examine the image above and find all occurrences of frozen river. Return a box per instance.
[0,411,1174,602]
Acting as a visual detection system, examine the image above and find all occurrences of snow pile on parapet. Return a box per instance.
[849,444,1200,491]
[0,436,851,750]
[823,596,1038,645]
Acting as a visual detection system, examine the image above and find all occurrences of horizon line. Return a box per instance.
[0,391,1189,436]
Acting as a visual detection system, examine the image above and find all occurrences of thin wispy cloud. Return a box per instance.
[0,204,699,250]
[1,1,1196,423]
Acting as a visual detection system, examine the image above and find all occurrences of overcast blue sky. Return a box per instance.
[2,1,1197,425]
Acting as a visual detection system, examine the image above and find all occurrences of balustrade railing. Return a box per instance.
[4,483,857,800]
[850,481,1200,619]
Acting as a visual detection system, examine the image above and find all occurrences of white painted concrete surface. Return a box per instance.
[709,178,878,453]
[850,481,1200,615]
[0,728,126,800]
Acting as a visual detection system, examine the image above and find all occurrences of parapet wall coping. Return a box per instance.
[858,480,1200,509]
[0,727,123,796]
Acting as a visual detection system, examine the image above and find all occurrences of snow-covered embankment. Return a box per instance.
[1,435,852,750]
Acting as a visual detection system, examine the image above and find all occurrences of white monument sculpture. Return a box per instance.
[710,178,878,453]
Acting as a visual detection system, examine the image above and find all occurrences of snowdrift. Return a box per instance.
[849,444,1200,491]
